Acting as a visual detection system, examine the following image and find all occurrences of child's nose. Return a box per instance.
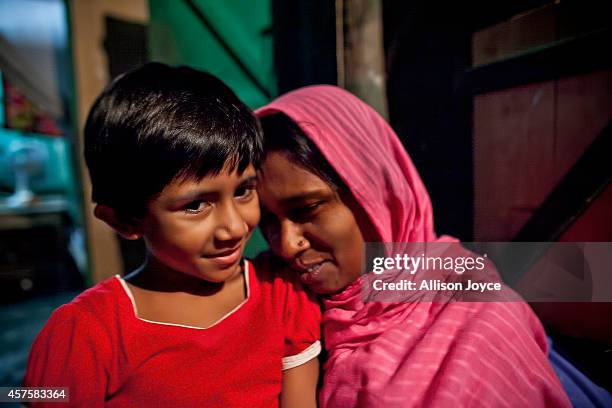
[215,202,248,242]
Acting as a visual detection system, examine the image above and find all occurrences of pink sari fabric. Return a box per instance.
[256,86,570,407]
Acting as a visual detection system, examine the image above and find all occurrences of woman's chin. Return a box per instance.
[307,279,348,296]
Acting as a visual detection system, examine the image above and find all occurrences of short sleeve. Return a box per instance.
[280,272,322,370]
[23,303,110,407]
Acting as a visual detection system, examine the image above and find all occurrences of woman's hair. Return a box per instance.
[259,113,343,189]
[84,62,262,222]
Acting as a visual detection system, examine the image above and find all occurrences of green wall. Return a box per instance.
[149,0,276,108]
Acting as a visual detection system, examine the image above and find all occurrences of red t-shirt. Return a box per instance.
[23,258,321,407]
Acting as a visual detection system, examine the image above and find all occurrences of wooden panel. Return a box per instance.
[472,4,556,67]
[558,0,610,40]
[554,69,612,185]
[559,184,612,242]
[528,186,612,344]
[69,0,149,283]
[474,82,555,240]
[344,0,388,119]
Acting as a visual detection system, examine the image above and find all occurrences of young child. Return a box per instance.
[23,63,321,407]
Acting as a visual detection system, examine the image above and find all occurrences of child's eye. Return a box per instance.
[235,182,257,200]
[184,200,211,214]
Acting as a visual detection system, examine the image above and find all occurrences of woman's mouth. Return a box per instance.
[298,261,327,284]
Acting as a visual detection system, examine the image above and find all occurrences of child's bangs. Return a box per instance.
[172,128,262,182]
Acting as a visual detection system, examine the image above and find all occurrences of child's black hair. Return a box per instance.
[259,113,343,190]
[84,62,262,222]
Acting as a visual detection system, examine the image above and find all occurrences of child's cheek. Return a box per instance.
[243,199,261,232]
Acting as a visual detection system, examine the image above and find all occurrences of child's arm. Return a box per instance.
[281,357,319,407]
[257,254,323,407]
[279,280,322,407]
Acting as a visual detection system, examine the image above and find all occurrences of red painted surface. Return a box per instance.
[474,70,612,241]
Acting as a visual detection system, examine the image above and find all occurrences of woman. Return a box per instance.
[255,85,571,407]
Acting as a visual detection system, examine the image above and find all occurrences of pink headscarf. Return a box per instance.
[256,86,570,407]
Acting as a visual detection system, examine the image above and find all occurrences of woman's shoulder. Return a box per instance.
[444,301,548,353]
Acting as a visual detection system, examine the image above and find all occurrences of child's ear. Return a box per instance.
[94,204,143,240]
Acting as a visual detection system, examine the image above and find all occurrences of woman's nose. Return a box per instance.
[276,220,309,260]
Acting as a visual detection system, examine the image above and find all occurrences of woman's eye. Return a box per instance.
[184,201,211,214]
[291,203,321,220]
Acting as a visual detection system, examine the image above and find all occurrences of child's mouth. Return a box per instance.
[204,246,242,268]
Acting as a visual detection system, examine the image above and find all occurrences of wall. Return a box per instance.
[149,0,275,109]
[68,0,149,283]
[472,3,612,241]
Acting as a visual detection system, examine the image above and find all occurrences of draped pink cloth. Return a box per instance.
[256,86,570,407]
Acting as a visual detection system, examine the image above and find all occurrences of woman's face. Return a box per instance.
[258,152,366,294]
